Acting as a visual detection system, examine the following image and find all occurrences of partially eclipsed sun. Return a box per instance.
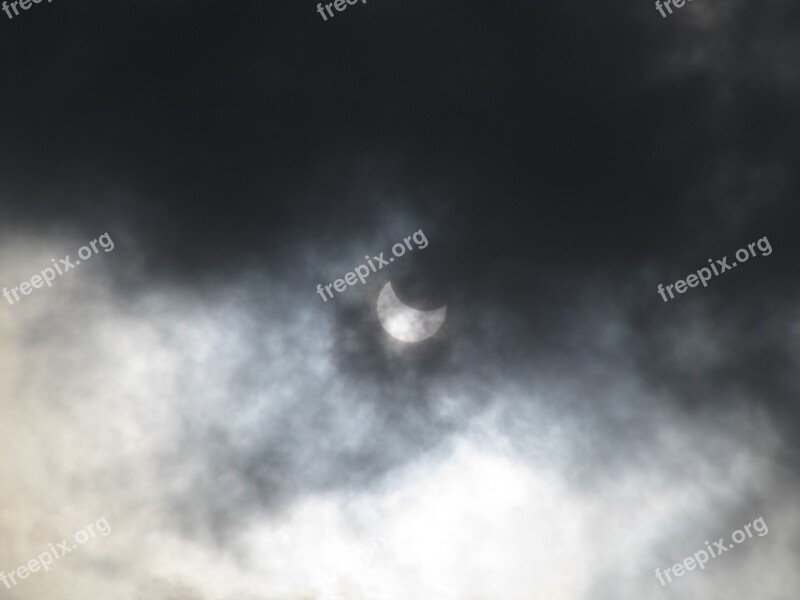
[377,282,447,343]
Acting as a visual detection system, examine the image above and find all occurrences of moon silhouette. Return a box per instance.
[377,282,447,343]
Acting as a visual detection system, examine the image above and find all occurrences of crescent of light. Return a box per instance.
[376,282,447,343]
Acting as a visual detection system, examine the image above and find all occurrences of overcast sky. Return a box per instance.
[1,1,799,599]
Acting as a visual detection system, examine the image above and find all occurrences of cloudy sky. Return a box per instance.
[1,0,799,598]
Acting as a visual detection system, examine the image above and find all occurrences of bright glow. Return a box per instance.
[377,282,446,342]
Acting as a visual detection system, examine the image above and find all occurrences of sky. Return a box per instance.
[0,0,799,598]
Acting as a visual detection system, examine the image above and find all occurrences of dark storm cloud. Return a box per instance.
[1,0,797,273]
[2,0,795,280]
